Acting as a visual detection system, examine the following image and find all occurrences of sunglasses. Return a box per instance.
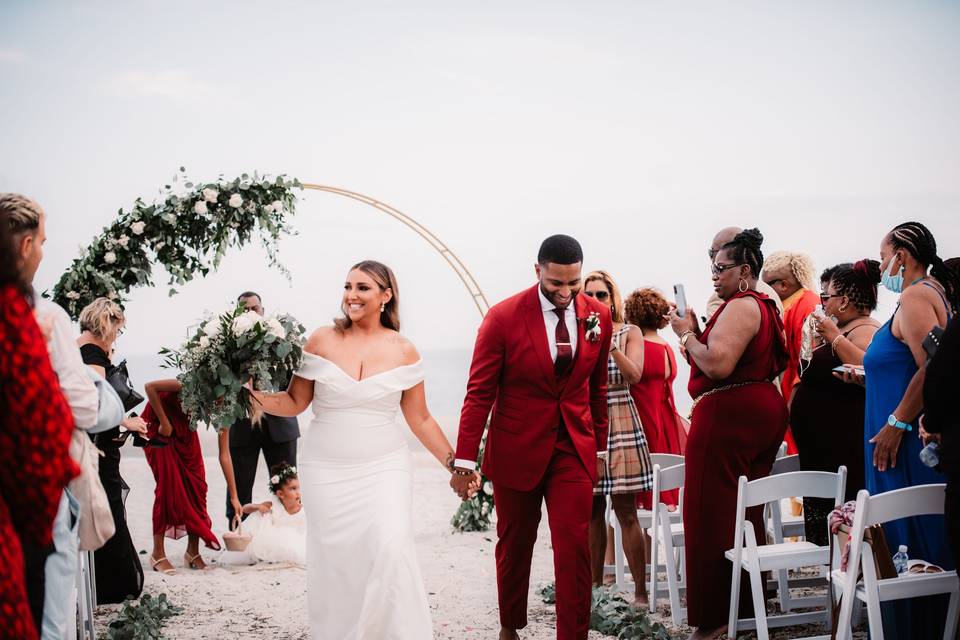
[584,291,610,301]
[819,293,842,305]
[711,262,743,275]
[907,562,944,574]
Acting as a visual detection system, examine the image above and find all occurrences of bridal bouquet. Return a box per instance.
[162,305,306,431]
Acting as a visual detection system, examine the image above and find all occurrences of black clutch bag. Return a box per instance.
[106,359,145,412]
[922,325,944,362]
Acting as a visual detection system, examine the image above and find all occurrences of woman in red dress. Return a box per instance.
[0,209,78,639]
[625,287,685,509]
[142,379,220,574]
[667,229,788,640]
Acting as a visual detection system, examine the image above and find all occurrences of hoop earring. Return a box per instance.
[739,278,748,293]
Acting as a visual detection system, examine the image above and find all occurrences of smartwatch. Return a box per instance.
[887,414,913,432]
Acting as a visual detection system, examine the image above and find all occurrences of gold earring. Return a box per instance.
[739,278,748,293]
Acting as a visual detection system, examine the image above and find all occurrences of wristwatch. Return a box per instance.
[887,414,913,432]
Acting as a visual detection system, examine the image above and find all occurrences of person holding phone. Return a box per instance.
[789,260,880,545]
[667,228,788,640]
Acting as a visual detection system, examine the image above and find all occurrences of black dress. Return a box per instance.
[79,343,144,604]
[790,330,868,546]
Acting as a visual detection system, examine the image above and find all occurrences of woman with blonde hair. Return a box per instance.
[583,270,654,606]
[77,297,146,604]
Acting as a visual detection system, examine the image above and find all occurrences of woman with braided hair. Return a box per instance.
[790,260,880,545]
[667,228,788,639]
[857,221,956,638]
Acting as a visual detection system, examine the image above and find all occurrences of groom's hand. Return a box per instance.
[450,469,479,501]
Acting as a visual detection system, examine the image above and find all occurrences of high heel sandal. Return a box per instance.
[184,551,211,571]
[150,555,176,575]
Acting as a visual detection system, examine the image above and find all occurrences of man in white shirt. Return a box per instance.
[5,192,98,640]
[704,226,784,320]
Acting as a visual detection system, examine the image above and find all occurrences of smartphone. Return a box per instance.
[832,364,865,377]
[674,284,687,318]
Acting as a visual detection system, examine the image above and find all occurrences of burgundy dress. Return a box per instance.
[0,285,78,639]
[142,392,220,550]
[632,339,684,509]
[683,290,788,629]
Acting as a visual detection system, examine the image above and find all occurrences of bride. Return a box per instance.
[249,260,478,639]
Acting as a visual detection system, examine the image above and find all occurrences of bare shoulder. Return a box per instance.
[304,326,338,356]
[900,280,943,309]
[386,330,421,365]
[724,295,762,319]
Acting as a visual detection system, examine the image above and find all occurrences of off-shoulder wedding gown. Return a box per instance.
[295,352,432,639]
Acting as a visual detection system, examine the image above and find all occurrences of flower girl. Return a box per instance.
[241,462,306,565]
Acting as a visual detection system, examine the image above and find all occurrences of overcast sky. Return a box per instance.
[2,0,959,357]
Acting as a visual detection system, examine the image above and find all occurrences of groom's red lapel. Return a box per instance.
[521,285,558,393]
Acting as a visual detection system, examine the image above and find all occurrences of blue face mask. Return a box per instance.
[881,258,904,293]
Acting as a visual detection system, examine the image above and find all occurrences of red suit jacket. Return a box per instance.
[456,285,613,491]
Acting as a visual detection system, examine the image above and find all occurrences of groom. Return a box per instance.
[452,235,612,640]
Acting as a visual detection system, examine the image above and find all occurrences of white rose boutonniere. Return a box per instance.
[584,311,601,342]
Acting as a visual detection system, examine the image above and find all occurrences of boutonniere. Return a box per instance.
[583,312,601,342]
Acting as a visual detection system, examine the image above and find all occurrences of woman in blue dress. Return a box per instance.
[860,221,959,638]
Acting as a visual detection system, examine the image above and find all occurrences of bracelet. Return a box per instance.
[452,468,474,476]
[831,334,844,352]
[679,330,696,348]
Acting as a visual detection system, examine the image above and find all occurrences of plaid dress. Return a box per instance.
[595,325,653,495]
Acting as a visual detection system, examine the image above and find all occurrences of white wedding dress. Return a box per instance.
[295,352,433,639]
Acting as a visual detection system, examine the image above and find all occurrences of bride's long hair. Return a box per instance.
[334,260,401,332]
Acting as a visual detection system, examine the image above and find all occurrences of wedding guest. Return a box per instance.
[922,314,959,557]
[142,379,220,573]
[0,209,78,639]
[668,228,788,640]
[2,192,101,638]
[226,291,300,526]
[584,271,653,607]
[77,298,145,604]
[704,227,783,320]
[240,462,306,565]
[790,261,880,545]
[624,287,685,510]
[860,222,958,638]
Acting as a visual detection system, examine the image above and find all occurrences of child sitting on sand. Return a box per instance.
[241,461,306,565]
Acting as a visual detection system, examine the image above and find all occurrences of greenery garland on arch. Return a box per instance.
[52,168,303,320]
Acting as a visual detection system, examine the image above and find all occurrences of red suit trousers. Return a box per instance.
[492,438,593,640]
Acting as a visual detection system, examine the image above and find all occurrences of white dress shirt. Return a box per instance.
[35,298,99,429]
[454,288,579,470]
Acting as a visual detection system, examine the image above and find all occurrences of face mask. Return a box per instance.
[881,257,904,293]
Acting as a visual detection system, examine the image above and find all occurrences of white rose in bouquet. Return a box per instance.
[193,200,208,215]
[199,336,210,349]
[271,200,283,212]
[104,251,117,264]
[228,193,243,208]
[130,221,146,235]
[117,234,130,248]
[202,318,221,337]
[266,317,286,340]
[231,310,262,336]
[202,187,219,203]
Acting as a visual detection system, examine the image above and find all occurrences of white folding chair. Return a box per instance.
[77,550,96,639]
[726,467,847,640]
[607,452,684,592]
[834,485,960,640]
[646,461,687,625]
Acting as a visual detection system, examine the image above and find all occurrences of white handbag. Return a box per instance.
[69,432,115,551]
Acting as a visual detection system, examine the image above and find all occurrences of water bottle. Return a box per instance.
[919,442,941,468]
[893,545,909,574]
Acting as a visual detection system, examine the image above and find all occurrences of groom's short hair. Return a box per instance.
[538,234,583,266]
[237,291,261,302]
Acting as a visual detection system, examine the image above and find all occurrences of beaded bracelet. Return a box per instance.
[831,334,844,353]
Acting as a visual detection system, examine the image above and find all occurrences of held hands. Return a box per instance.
[870,424,904,472]
[449,469,482,501]
[258,501,273,515]
[121,416,149,434]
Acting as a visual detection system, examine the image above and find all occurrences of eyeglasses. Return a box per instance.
[819,293,842,305]
[711,262,743,275]
[584,291,610,301]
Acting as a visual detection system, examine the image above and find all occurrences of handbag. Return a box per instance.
[105,359,144,412]
[68,432,116,551]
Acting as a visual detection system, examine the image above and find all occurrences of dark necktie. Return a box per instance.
[553,307,572,377]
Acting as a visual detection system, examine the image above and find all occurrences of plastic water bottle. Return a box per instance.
[893,545,909,574]
[919,442,941,468]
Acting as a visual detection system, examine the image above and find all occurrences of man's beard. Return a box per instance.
[540,283,577,309]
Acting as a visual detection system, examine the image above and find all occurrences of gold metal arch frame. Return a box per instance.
[302,183,490,318]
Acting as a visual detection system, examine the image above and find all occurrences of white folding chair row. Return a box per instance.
[607,453,684,593]
[646,461,687,626]
[726,467,847,640]
[833,485,959,640]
